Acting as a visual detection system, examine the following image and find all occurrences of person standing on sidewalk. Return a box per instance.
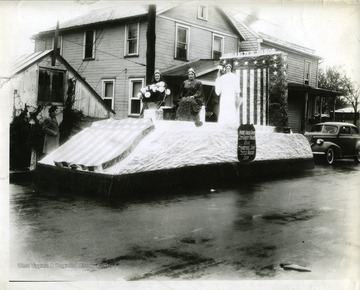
[42,105,60,155]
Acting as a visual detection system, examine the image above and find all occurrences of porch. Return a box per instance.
[287,83,343,133]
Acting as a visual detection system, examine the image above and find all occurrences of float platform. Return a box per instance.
[37,119,314,199]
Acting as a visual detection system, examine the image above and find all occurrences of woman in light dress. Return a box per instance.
[215,63,242,125]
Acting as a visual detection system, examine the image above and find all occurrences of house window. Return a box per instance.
[84,30,95,59]
[125,23,139,56]
[101,79,115,110]
[212,34,224,60]
[304,60,311,85]
[38,68,65,104]
[52,36,62,55]
[175,24,189,61]
[129,78,144,116]
[197,5,208,20]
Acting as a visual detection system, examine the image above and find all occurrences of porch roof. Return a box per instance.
[162,59,219,85]
[288,82,343,97]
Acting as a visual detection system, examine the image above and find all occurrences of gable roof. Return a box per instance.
[11,50,115,114]
[224,8,322,59]
[258,32,321,59]
[221,8,260,43]
[11,50,52,77]
[222,7,322,58]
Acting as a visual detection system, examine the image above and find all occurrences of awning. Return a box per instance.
[162,59,219,78]
[288,82,343,97]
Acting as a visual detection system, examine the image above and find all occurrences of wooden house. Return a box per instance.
[6,49,114,170]
[32,2,340,132]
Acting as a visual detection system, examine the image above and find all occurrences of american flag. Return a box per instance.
[238,67,269,125]
[51,118,154,171]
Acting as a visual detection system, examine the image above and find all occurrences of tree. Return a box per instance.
[341,75,360,126]
[318,66,359,125]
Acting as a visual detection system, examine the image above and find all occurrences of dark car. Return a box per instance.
[304,122,360,165]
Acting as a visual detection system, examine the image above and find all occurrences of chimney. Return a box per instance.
[52,21,59,66]
[146,5,156,85]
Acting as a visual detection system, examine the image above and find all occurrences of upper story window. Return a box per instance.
[175,24,190,61]
[84,30,96,60]
[101,79,115,110]
[125,22,139,56]
[128,78,144,116]
[304,60,311,85]
[197,5,208,20]
[38,68,65,105]
[212,34,224,60]
[52,36,63,55]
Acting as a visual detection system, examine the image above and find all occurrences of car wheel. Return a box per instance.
[355,147,360,164]
[325,147,335,165]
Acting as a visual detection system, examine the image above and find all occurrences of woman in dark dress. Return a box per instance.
[176,68,204,126]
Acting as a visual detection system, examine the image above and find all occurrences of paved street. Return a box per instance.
[9,160,360,282]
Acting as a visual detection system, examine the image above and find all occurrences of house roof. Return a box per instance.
[36,3,246,41]
[11,50,115,114]
[36,2,186,35]
[223,7,321,59]
[334,107,358,113]
[11,50,53,77]
[258,32,321,59]
[220,8,259,44]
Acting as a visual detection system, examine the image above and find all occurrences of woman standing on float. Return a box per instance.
[215,63,242,125]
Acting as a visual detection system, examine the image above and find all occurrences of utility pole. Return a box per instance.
[146,5,156,85]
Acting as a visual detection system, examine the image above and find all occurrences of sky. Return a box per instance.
[0,0,359,84]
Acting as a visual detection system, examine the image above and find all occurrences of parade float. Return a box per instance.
[37,50,314,199]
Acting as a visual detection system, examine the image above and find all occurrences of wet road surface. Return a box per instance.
[9,161,360,282]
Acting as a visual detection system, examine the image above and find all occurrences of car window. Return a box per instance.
[351,127,359,135]
[310,125,322,132]
[323,125,338,134]
[311,125,337,133]
[340,126,351,134]
[311,125,328,132]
